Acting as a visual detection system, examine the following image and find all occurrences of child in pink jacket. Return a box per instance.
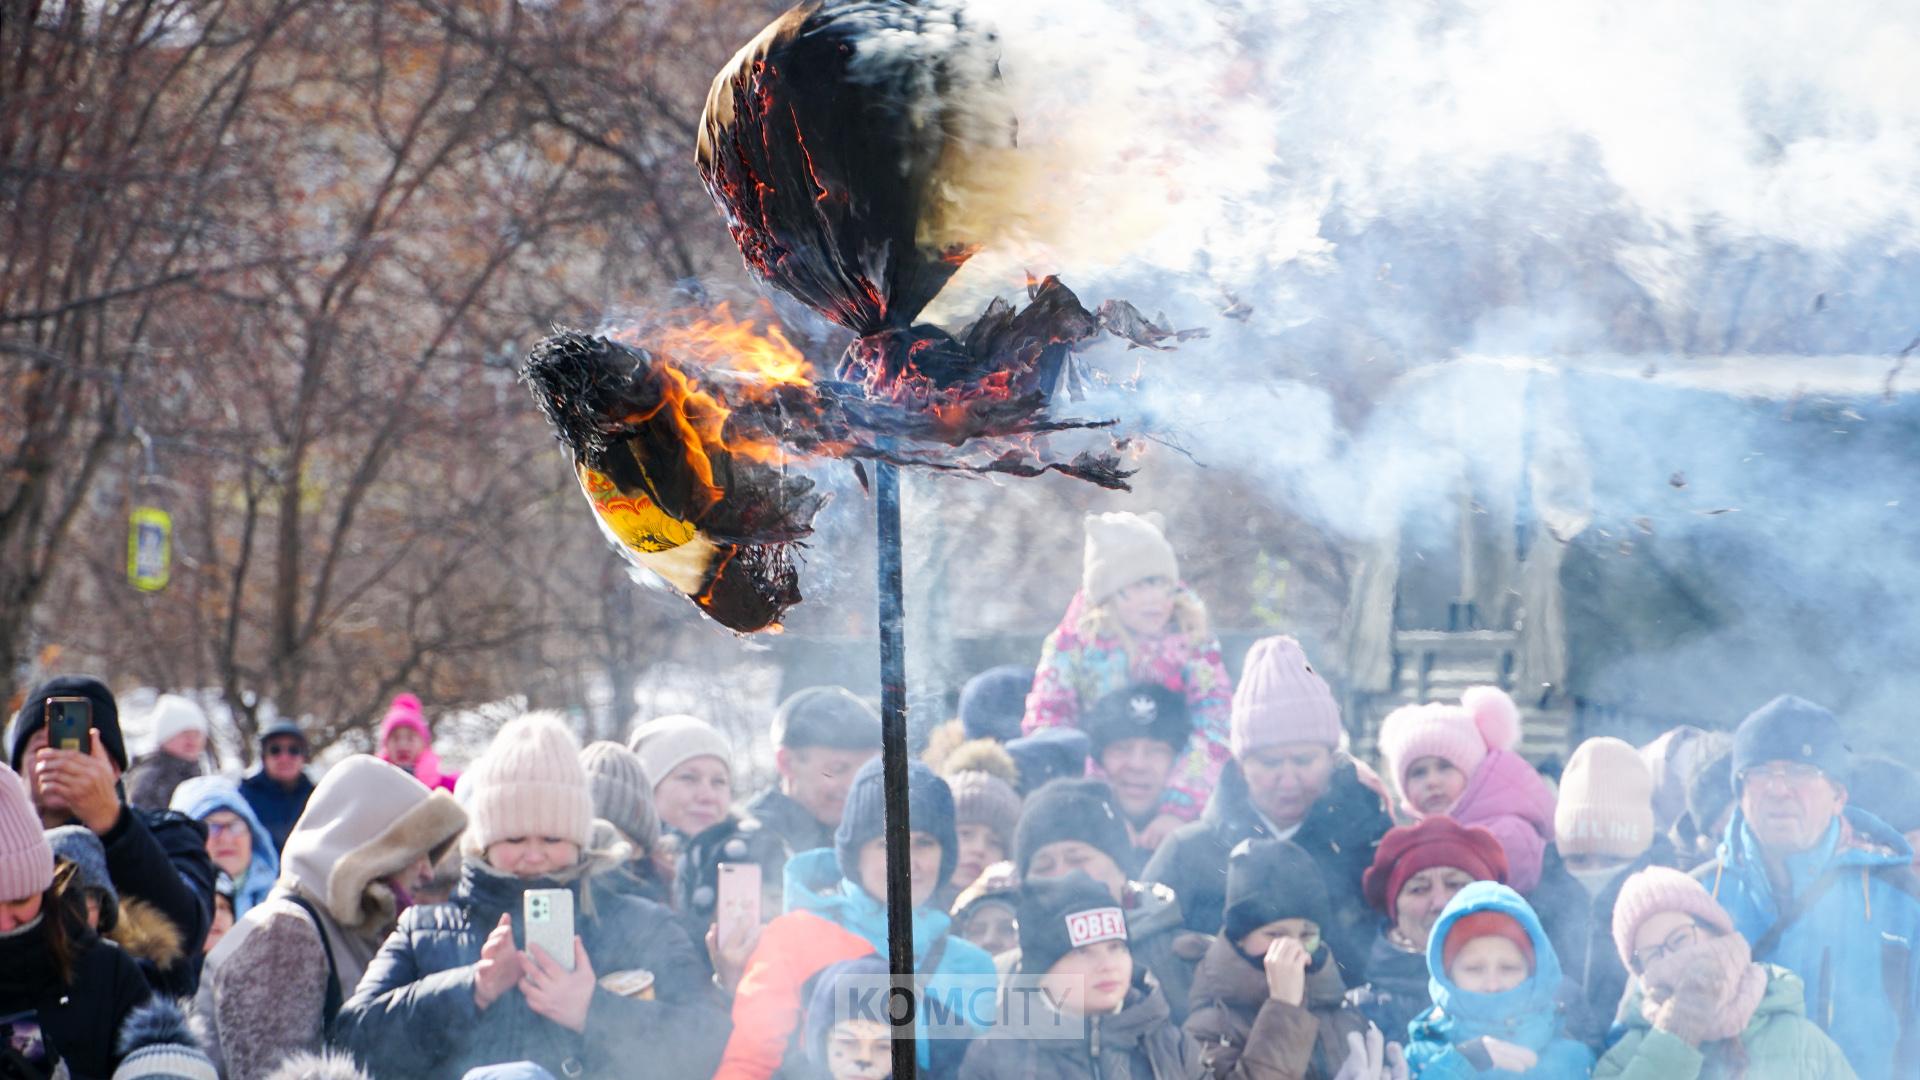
[1379,687,1556,894]
[1024,511,1232,846]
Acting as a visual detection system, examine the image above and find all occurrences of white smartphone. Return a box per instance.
[716,862,762,943]
[523,888,575,972]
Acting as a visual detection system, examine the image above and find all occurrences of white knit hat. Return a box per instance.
[465,712,594,850]
[1556,737,1656,860]
[148,693,210,747]
[0,766,54,902]
[1082,511,1179,606]
[627,713,733,789]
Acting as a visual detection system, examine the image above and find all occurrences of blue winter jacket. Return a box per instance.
[171,775,279,917]
[1405,882,1595,1080]
[1698,805,1920,1080]
[782,849,998,1068]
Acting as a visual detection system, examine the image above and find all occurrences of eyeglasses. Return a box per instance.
[1631,923,1702,972]
[1737,762,1824,788]
[205,819,245,838]
[264,742,306,758]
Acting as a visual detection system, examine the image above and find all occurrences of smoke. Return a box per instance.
[888,0,1920,742]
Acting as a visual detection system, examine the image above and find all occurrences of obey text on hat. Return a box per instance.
[1065,907,1127,949]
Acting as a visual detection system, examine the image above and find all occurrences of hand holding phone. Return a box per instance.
[716,862,762,944]
[45,697,92,754]
[523,888,576,973]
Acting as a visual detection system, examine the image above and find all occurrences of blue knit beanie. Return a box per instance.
[834,756,958,893]
[958,666,1033,743]
[1731,695,1849,788]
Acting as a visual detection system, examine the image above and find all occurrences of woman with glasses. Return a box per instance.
[1598,867,1853,1079]
[1186,839,1386,1080]
[172,775,280,917]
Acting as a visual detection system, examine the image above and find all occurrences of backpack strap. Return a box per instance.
[280,893,344,1032]
[1750,863,1850,960]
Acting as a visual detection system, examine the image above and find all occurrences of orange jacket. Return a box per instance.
[713,910,875,1080]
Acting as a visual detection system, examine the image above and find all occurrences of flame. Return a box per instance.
[650,302,813,390]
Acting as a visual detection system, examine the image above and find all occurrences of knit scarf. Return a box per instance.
[1641,932,1769,1045]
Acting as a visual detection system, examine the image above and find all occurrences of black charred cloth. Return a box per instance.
[1083,683,1193,758]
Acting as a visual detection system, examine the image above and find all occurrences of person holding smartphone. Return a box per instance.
[9,676,216,997]
[336,712,730,1080]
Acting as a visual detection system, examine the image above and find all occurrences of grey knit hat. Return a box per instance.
[580,741,659,855]
[46,823,119,930]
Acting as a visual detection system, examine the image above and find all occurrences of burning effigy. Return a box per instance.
[522,0,1199,633]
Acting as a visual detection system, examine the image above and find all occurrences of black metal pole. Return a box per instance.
[875,459,918,1080]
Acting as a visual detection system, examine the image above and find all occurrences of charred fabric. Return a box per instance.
[520,0,1201,634]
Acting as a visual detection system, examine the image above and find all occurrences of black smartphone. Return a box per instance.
[45,696,92,753]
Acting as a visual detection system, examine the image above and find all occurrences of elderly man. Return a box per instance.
[1694,695,1920,1080]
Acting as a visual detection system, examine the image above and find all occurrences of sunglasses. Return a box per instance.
[264,742,306,758]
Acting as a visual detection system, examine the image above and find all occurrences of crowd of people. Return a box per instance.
[4,510,1919,1079]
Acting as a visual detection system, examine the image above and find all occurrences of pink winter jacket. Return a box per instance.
[1444,748,1557,894]
[1022,589,1233,822]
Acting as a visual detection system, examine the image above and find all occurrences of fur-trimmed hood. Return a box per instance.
[280,755,466,932]
[111,895,186,971]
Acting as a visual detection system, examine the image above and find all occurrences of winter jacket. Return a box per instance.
[335,858,729,1080]
[1404,882,1594,1080]
[599,859,672,907]
[1024,588,1233,822]
[1184,934,1367,1080]
[715,849,997,1080]
[170,774,280,917]
[0,907,152,1080]
[198,759,466,1080]
[125,751,205,812]
[1529,841,1677,1048]
[1696,806,1920,1080]
[1596,964,1856,1079]
[1441,748,1558,896]
[746,786,835,860]
[238,767,316,854]
[961,978,1206,1080]
[1144,759,1392,983]
[992,880,1209,1026]
[1354,928,1431,1046]
[97,805,214,997]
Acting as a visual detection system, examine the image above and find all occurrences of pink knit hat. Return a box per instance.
[381,693,430,742]
[1555,737,1656,860]
[1378,686,1522,797]
[1609,866,1737,970]
[0,766,54,902]
[465,711,595,851]
[1230,636,1343,755]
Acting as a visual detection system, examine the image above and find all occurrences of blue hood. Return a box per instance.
[171,774,279,915]
[782,848,957,962]
[1422,881,1564,1051]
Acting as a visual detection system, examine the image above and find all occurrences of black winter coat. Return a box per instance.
[0,911,151,1080]
[101,806,214,996]
[1143,760,1391,984]
[1353,928,1429,1045]
[1529,840,1678,1048]
[336,861,731,1080]
[237,769,314,854]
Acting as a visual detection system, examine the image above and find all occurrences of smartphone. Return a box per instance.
[45,697,92,753]
[716,862,762,943]
[523,888,575,972]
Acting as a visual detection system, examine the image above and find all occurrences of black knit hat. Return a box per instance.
[1849,754,1920,834]
[959,666,1033,743]
[1731,695,1849,788]
[771,686,882,751]
[1083,683,1192,759]
[1224,838,1332,943]
[834,755,957,893]
[10,675,127,772]
[1014,778,1133,880]
[1016,871,1130,975]
[1685,748,1735,843]
[1005,727,1090,796]
[677,815,792,919]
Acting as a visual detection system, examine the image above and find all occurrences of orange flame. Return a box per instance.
[651,302,813,391]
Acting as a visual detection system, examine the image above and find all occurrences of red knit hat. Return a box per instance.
[1442,910,1535,975]
[1362,817,1510,920]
